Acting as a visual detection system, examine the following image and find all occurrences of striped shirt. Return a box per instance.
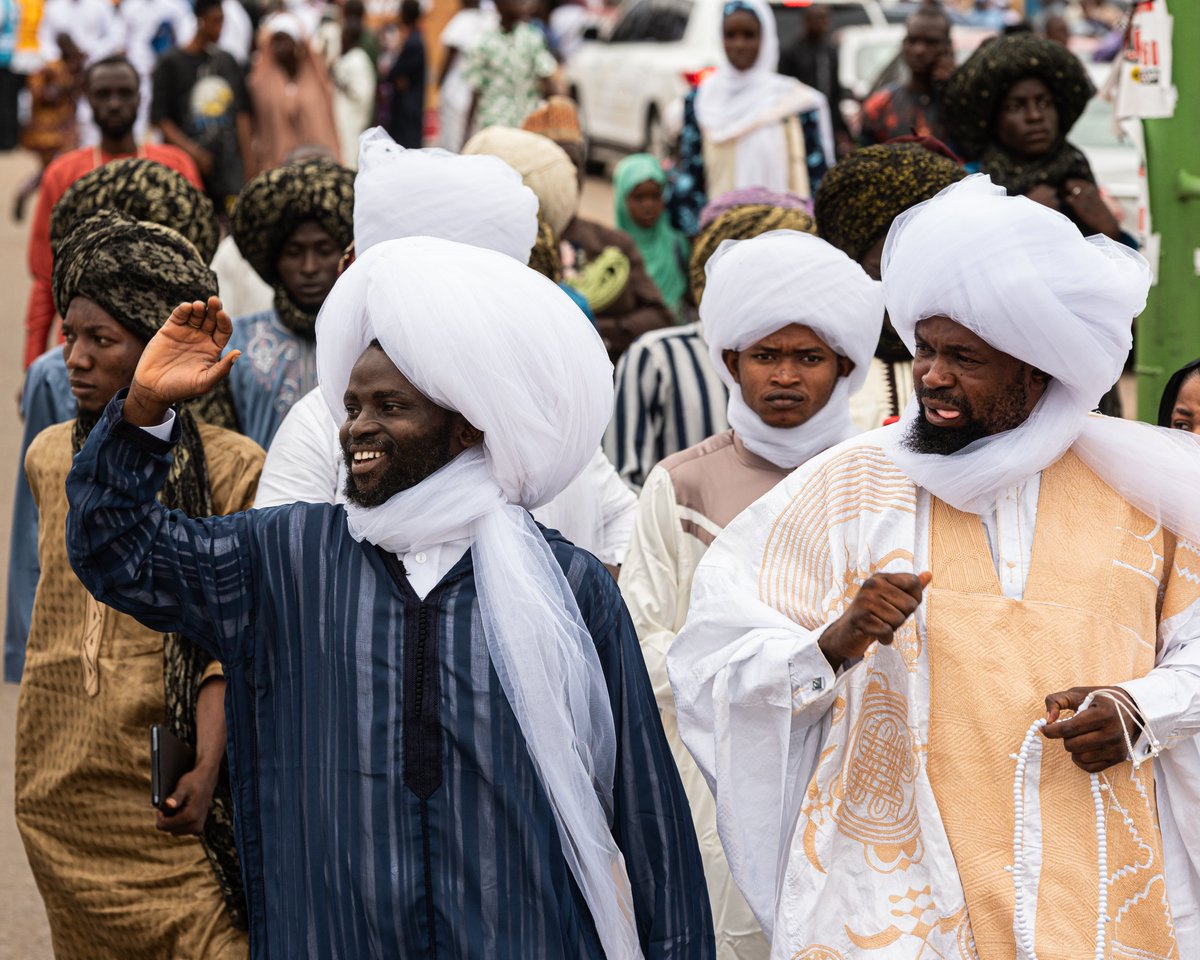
[603,322,729,492]
[67,400,715,960]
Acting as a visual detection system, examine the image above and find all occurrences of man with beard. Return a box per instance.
[64,238,715,958]
[669,176,1200,960]
[814,138,965,428]
[22,54,200,367]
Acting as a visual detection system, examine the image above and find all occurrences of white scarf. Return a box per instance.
[318,238,643,959]
[882,176,1200,545]
[701,230,883,468]
[694,0,826,192]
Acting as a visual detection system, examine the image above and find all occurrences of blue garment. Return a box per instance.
[666,87,830,238]
[560,281,595,325]
[5,348,73,681]
[226,310,316,449]
[0,0,18,67]
[67,397,716,960]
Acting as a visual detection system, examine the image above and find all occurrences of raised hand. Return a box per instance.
[125,297,240,427]
[818,571,932,671]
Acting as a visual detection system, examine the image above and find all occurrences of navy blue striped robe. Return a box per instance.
[65,400,715,960]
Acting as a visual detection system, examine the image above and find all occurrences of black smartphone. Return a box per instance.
[150,724,195,815]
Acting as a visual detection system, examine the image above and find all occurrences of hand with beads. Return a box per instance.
[1042,685,1145,772]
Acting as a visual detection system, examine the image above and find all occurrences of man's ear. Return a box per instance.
[722,348,742,384]
[837,356,856,379]
[456,417,485,451]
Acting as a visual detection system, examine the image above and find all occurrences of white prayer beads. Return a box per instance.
[1010,718,1107,960]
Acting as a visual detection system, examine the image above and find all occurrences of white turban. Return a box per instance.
[263,11,304,40]
[315,237,643,958]
[462,126,580,237]
[701,230,883,467]
[353,127,539,263]
[882,175,1200,543]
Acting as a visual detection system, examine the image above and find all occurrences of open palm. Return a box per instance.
[134,297,241,407]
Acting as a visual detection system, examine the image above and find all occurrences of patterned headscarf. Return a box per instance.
[49,158,220,264]
[689,203,816,303]
[528,217,563,283]
[53,210,246,929]
[230,157,355,337]
[943,34,1096,195]
[699,187,811,232]
[814,142,965,263]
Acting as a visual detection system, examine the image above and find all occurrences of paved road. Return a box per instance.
[0,152,615,959]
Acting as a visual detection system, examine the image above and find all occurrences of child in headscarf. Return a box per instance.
[613,153,689,316]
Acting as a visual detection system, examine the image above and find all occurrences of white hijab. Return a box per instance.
[353,127,540,262]
[316,238,643,959]
[701,230,882,468]
[694,0,826,192]
[882,175,1200,544]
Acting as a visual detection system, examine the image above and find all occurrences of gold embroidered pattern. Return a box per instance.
[834,672,922,873]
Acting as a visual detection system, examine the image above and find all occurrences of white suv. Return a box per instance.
[568,0,888,158]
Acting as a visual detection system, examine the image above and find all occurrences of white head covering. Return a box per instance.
[316,237,643,959]
[701,230,882,468]
[263,10,305,41]
[882,175,1200,543]
[353,127,540,263]
[462,126,580,237]
[694,0,828,192]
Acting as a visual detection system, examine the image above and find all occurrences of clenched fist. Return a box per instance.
[818,571,932,671]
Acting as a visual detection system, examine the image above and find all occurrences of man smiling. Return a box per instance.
[669,177,1200,959]
[64,237,714,959]
[620,229,880,959]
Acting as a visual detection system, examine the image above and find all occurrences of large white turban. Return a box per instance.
[353,127,539,263]
[315,237,643,959]
[882,175,1200,542]
[461,126,580,237]
[701,230,883,467]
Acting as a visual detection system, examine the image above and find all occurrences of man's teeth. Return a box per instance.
[353,451,383,461]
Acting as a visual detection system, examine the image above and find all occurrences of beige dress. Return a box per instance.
[619,430,789,960]
[15,420,263,960]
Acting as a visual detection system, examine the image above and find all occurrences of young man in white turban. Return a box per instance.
[65,238,715,958]
[669,176,1200,960]
[619,230,881,960]
[253,128,637,570]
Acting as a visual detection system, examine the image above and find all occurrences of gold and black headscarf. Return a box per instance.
[814,142,966,264]
[49,158,220,265]
[53,211,247,930]
[230,157,355,338]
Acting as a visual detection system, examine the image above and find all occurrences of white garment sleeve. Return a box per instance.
[667,480,852,938]
[619,466,686,715]
[254,389,342,508]
[593,450,637,566]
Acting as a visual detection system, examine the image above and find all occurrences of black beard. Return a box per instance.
[902,374,1032,456]
[342,423,456,508]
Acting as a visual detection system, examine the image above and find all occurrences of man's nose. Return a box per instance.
[770,361,802,385]
[65,344,91,371]
[921,356,954,388]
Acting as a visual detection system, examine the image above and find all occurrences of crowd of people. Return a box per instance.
[3,0,1199,957]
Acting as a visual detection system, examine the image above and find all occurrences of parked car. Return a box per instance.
[568,0,888,159]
